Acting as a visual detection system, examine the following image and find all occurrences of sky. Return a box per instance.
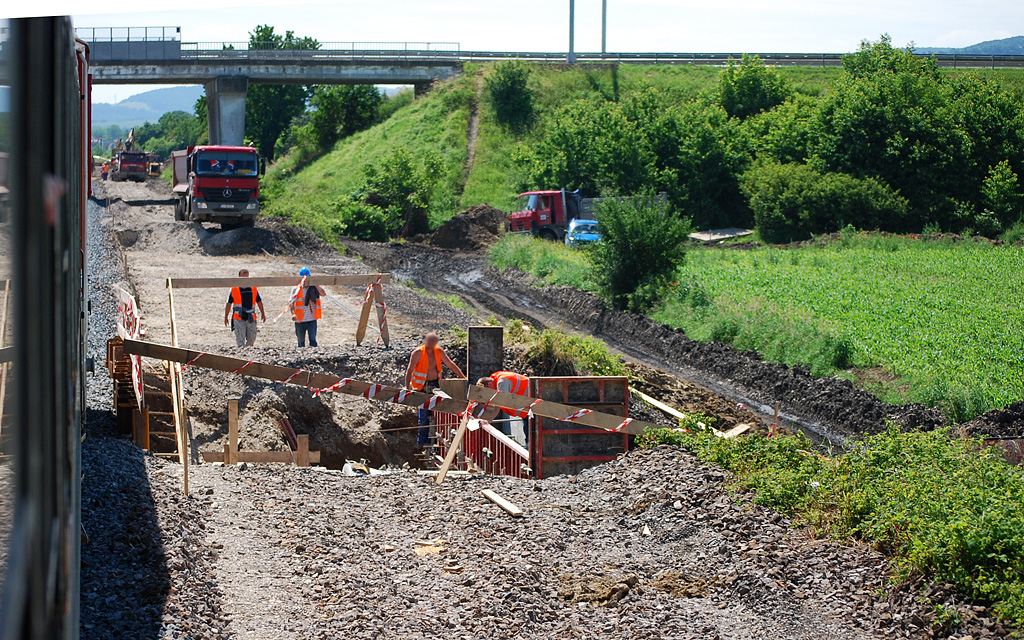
[12,0,1020,103]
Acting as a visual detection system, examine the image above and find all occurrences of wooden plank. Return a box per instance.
[122,340,660,436]
[481,489,524,517]
[435,408,472,485]
[228,399,239,466]
[168,284,189,495]
[167,274,392,289]
[295,434,311,467]
[142,407,151,451]
[201,450,322,464]
[723,424,753,439]
[372,282,390,347]
[355,284,373,346]
[630,386,725,437]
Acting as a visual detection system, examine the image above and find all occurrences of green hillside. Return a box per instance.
[263,59,1024,243]
[262,63,846,236]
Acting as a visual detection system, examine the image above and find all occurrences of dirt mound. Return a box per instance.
[956,401,1024,439]
[197,226,280,256]
[424,204,506,251]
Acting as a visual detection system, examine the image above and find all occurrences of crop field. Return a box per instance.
[491,232,1024,422]
[659,233,1024,421]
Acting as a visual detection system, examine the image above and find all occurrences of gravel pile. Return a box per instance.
[182,445,1012,639]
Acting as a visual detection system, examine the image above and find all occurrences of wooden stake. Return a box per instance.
[355,284,373,346]
[228,399,239,466]
[142,407,151,451]
[435,407,472,484]
[481,489,523,517]
[372,282,390,347]
[295,434,311,467]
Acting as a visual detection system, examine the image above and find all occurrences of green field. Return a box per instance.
[490,232,1024,422]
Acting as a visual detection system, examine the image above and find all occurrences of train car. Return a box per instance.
[0,17,90,640]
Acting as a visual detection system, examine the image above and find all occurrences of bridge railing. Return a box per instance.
[180,41,461,61]
[75,26,181,42]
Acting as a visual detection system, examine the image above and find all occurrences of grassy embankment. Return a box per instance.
[261,64,850,242]
[490,231,1024,423]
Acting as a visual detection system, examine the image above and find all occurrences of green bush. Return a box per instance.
[329,196,391,242]
[591,195,690,312]
[981,160,1024,232]
[719,54,792,119]
[486,61,534,131]
[741,162,910,243]
[356,148,443,237]
[505,321,626,377]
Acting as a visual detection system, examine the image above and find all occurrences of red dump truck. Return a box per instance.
[171,145,264,229]
[508,189,593,242]
[110,150,148,182]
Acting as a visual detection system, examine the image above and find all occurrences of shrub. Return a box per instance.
[981,160,1024,232]
[741,162,909,243]
[309,84,382,149]
[356,148,443,237]
[486,61,534,131]
[591,195,690,312]
[329,196,391,242]
[718,54,792,119]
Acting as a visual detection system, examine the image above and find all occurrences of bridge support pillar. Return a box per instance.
[205,76,248,146]
[414,82,432,98]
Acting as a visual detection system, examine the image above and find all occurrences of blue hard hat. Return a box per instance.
[299,268,311,277]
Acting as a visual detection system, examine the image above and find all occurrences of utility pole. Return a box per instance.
[601,0,607,55]
[568,0,577,64]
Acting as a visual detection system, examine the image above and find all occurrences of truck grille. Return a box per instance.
[205,187,253,203]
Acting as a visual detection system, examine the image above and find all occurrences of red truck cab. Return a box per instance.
[172,145,264,229]
[509,189,587,241]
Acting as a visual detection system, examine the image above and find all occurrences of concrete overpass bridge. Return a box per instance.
[77,27,1024,146]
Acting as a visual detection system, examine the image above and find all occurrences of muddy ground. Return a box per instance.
[340,239,951,445]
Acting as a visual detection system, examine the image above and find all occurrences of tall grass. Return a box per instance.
[488,233,597,291]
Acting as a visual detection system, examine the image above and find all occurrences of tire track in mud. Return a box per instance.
[341,240,947,446]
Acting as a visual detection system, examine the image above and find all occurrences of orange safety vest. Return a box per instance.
[490,371,530,418]
[229,286,259,322]
[291,285,322,322]
[410,345,443,391]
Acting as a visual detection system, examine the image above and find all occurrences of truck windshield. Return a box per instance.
[195,151,258,177]
[520,194,540,211]
[572,223,598,235]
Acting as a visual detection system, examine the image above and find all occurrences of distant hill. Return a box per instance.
[918,35,1024,55]
[92,85,203,128]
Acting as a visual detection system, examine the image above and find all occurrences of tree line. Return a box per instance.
[514,37,1024,242]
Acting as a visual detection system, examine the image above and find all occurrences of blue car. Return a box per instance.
[565,219,600,247]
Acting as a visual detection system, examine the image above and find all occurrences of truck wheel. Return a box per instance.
[539,229,558,242]
[173,200,184,221]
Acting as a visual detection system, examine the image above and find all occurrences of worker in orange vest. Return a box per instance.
[290,267,325,347]
[405,332,465,447]
[101,162,109,180]
[223,268,266,346]
[477,371,531,443]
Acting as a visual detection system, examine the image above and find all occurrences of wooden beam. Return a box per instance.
[630,386,725,437]
[201,450,322,464]
[435,408,472,484]
[722,424,753,439]
[142,407,151,451]
[122,340,660,436]
[228,399,239,466]
[167,274,392,289]
[481,489,523,517]
[295,434,311,467]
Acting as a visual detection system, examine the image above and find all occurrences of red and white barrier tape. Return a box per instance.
[611,417,634,432]
[474,391,502,417]
[312,377,352,397]
[180,352,208,373]
[275,370,304,384]
[274,275,308,323]
[361,384,384,400]
[388,389,412,404]
[418,394,444,411]
[230,360,255,374]
[562,408,593,422]
[524,398,543,420]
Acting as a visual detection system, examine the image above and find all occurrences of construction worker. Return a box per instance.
[101,162,109,180]
[477,370,531,444]
[405,332,465,447]
[290,267,325,347]
[224,269,266,346]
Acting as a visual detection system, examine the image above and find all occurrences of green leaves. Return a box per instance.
[718,53,792,119]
